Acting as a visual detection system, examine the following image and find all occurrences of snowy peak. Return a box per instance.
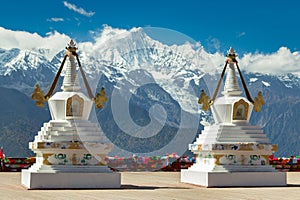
[0,25,300,113]
[93,26,151,48]
[0,48,57,76]
[80,26,222,80]
[278,73,300,88]
[0,26,300,158]
[0,48,20,69]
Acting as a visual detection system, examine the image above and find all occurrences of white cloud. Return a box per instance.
[0,25,300,77]
[206,37,221,52]
[63,1,95,17]
[239,47,300,76]
[0,27,70,59]
[237,32,246,38]
[47,18,64,22]
[80,26,300,77]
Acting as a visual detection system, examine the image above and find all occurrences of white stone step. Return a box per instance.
[46,126,100,132]
[217,133,269,139]
[217,138,271,143]
[205,125,263,131]
[28,163,113,173]
[42,130,104,136]
[211,165,276,172]
[48,135,107,142]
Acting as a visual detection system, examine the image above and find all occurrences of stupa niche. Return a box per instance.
[181,47,286,187]
[21,40,120,189]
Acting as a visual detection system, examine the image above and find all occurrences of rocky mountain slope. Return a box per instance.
[0,26,299,157]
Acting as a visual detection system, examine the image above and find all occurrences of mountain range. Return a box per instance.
[0,26,299,157]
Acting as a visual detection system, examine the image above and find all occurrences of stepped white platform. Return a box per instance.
[22,165,120,189]
[181,124,287,187]
[22,119,121,189]
[181,48,286,187]
[181,171,286,187]
[22,40,120,189]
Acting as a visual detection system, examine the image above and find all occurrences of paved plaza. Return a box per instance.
[0,172,299,200]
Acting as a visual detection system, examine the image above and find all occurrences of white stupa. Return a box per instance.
[181,47,286,187]
[21,40,120,189]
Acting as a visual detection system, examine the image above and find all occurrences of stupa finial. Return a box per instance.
[226,47,238,63]
[198,47,264,112]
[32,39,108,109]
[61,40,81,92]
[223,47,242,96]
[66,39,77,53]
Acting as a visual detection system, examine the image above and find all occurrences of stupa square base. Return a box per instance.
[21,170,121,189]
[181,170,286,187]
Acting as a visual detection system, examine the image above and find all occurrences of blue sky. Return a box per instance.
[0,0,300,54]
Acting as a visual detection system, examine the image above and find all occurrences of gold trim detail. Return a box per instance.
[32,84,47,108]
[37,142,45,149]
[68,141,82,149]
[94,87,108,109]
[97,154,107,165]
[240,155,246,164]
[253,91,265,112]
[262,155,270,165]
[214,155,224,165]
[237,143,252,151]
[271,145,278,152]
[198,90,212,111]
[71,154,77,165]
[43,154,53,165]
[66,94,84,117]
[233,99,249,120]
[197,144,202,151]
[257,144,264,150]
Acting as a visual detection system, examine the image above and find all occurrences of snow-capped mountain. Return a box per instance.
[0,48,59,95]
[78,28,217,114]
[0,26,300,157]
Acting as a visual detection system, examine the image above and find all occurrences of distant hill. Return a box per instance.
[0,27,300,157]
[0,87,49,157]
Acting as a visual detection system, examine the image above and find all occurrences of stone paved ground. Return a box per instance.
[0,172,299,200]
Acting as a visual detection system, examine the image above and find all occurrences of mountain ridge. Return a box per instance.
[0,26,299,157]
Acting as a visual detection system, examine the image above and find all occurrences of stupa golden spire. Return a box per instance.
[198,47,264,112]
[32,39,107,109]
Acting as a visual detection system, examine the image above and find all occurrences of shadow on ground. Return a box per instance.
[121,184,191,190]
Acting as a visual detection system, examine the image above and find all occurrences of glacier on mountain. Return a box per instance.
[0,26,300,157]
[0,26,300,115]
